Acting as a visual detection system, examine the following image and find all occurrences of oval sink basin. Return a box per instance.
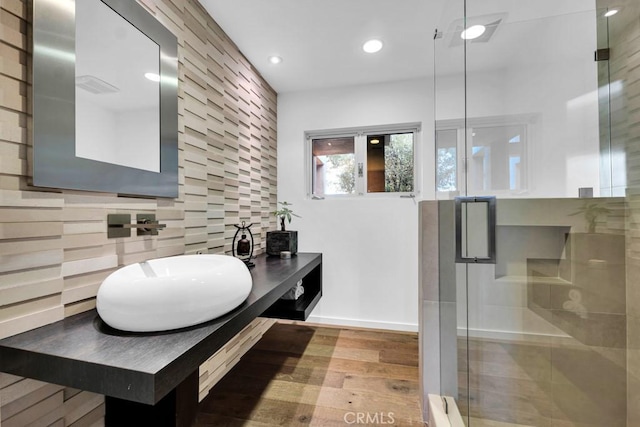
[96,254,252,332]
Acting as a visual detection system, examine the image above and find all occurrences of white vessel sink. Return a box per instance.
[96,254,252,332]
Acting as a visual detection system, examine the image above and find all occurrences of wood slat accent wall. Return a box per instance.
[0,0,278,424]
[198,317,276,402]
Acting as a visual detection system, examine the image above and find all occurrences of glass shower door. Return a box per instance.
[447,197,627,427]
[435,2,626,426]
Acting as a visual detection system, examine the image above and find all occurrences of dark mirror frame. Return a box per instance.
[32,0,179,198]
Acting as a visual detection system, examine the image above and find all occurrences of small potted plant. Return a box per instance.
[267,202,301,256]
[569,201,611,233]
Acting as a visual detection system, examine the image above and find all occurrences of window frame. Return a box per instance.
[305,123,421,199]
[435,114,538,198]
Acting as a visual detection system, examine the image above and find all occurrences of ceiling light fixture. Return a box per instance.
[604,9,619,17]
[362,39,383,54]
[268,56,282,64]
[144,72,161,82]
[370,138,380,145]
[461,24,486,40]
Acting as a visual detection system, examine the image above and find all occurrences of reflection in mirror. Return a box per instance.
[32,0,178,197]
[75,0,160,172]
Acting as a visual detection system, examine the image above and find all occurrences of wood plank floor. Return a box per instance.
[195,321,425,426]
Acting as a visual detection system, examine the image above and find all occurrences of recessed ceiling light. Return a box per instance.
[144,72,160,82]
[362,39,383,54]
[268,56,282,64]
[461,25,486,40]
[604,9,619,17]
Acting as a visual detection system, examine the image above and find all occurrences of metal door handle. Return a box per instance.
[454,196,496,264]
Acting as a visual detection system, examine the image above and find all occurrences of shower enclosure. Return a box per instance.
[428,0,640,425]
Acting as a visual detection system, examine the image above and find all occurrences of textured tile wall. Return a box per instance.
[611,2,640,424]
[0,0,277,424]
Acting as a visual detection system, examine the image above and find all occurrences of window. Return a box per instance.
[436,129,458,192]
[469,125,526,192]
[311,137,356,196]
[436,115,534,196]
[308,124,419,198]
[367,133,414,193]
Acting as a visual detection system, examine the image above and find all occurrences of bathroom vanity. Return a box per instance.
[0,253,322,426]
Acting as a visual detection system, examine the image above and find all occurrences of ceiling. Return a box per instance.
[199,0,442,94]
[199,1,607,95]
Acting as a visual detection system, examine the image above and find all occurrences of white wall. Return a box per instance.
[76,99,160,173]
[277,78,434,331]
[115,107,160,172]
[76,93,117,164]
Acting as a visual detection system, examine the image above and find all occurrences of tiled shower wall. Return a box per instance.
[0,0,278,424]
[610,1,640,424]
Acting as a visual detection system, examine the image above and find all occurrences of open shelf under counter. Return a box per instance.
[262,256,322,320]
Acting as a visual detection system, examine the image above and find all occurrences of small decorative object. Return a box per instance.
[232,221,255,267]
[267,201,301,256]
[280,279,304,301]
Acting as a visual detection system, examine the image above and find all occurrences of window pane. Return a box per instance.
[367,132,414,193]
[436,129,458,192]
[469,125,526,192]
[312,137,355,196]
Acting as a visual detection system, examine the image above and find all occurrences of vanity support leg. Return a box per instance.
[175,369,199,427]
[105,370,198,427]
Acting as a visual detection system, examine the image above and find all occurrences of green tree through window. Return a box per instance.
[384,133,414,192]
[326,154,355,194]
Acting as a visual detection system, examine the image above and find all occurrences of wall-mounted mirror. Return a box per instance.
[32,0,179,198]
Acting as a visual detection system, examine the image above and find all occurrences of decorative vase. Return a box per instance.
[266,230,298,256]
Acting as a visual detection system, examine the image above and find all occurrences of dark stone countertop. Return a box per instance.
[0,253,322,405]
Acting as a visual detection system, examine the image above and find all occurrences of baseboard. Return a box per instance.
[306,315,418,332]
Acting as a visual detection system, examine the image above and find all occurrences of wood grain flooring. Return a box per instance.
[195,322,425,426]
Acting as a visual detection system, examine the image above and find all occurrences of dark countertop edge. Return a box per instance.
[0,253,322,405]
[0,346,156,403]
